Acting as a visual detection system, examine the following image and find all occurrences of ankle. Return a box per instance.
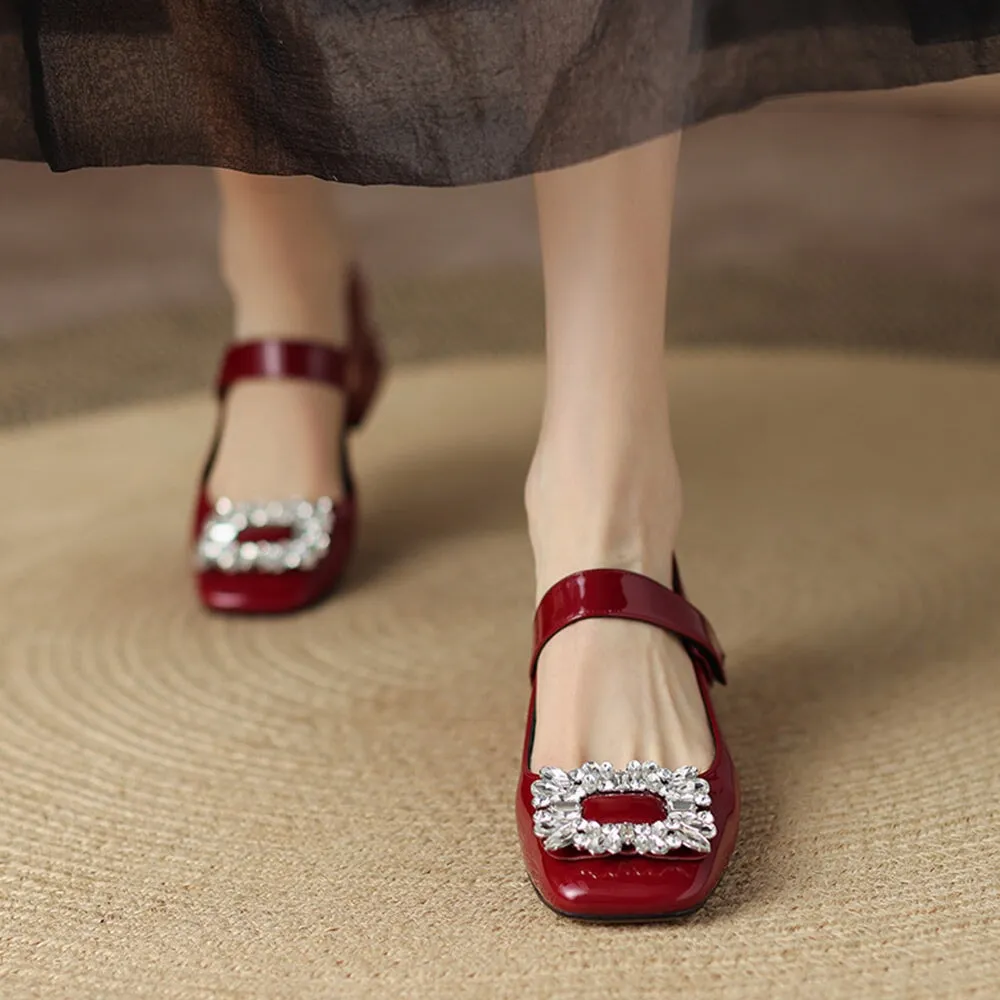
[216,173,353,346]
[228,260,351,346]
[525,437,683,598]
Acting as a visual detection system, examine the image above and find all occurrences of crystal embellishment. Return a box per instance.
[196,497,335,574]
[531,760,716,857]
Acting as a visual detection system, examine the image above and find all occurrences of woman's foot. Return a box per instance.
[206,376,348,504]
[209,171,352,505]
[525,373,715,775]
[519,140,737,919]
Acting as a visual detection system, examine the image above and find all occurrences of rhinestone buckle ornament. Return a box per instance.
[195,497,335,574]
[531,760,716,857]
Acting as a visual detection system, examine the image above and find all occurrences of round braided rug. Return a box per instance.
[1,351,998,999]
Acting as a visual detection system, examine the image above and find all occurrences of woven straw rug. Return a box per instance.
[2,350,999,999]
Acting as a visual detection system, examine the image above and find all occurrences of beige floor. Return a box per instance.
[2,350,998,999]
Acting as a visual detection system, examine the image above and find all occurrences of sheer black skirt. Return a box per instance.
[3,2,1000,186]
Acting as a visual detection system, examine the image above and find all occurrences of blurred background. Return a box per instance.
[3,77,1000,426]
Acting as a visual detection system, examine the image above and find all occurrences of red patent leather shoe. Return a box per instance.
[516,562,739,921]
[192,268,384,614]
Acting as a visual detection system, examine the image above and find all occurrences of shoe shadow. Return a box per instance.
[707,541,1000,916]
[344,434,533,590]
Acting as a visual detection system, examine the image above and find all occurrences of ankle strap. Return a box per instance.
[530,564,727,685]
[216,340,352,399]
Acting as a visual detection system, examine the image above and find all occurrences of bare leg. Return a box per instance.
[207,169,352,502]
[528,136,715,773]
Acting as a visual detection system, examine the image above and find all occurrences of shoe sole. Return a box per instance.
[198,571,348,617]
[530,881,707,924]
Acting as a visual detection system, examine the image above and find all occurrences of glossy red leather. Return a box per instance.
[192,269,383,615]
[581,794,667,825]
[193,488,359,614]
[517,565,740,921]
[217,340,351,400]
[531,564,726,685]
[343,265,382,428]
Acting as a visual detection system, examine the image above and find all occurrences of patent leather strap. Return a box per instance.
[216,340,352,399]
[531,564,726,686]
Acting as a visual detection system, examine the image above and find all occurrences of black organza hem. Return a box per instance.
[3,3,1000,187]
